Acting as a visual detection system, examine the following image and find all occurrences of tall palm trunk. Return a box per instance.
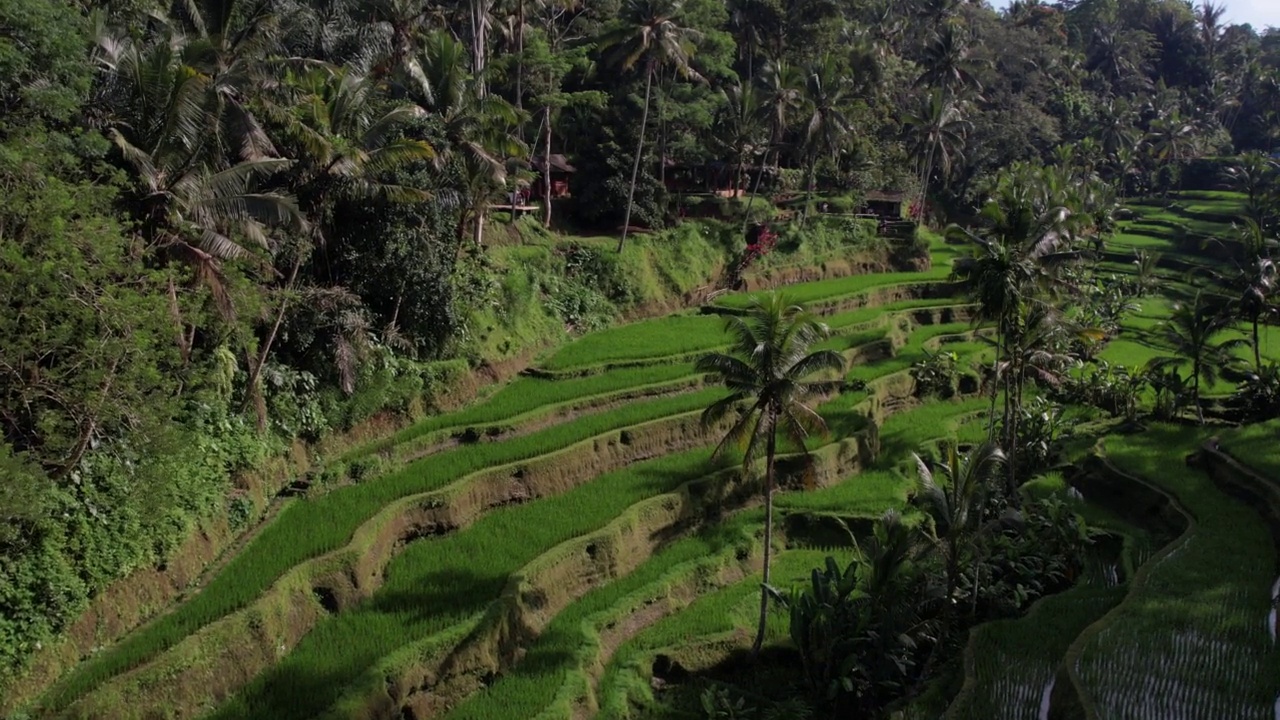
[618,63,654,252]
[515,0,524,117]
[1253,315,1262,371]
[751,412,778,656]
[473,206,486,246]
[542,103,553,228]
[242,251,304,430]
[802,153,817,227]
[987,323,1002,442]
[741,146,772,234]
[1193,359,1205,424]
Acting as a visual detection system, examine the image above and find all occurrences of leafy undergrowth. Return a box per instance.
[1077,429,1280,719]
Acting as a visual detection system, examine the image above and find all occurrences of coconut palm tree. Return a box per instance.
[713,82,767,196]
[697,292,845,655]
[798,53,852,224]
[94,28,305,298]
[1148,291,1247,424]
[1201,219,1278,371]
[949,164,1083,485]
[1223,152,1278,227]
[903,90,970,214]
[597,0,702,251]
[912,442,1006,609]
[911,23,982,211]
[740,57,804,229]
[413,31,525,247]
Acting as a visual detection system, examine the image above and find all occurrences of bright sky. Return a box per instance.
[990,0,1280,30]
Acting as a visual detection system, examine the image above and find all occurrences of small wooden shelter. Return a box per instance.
[531,154,576,199]
[860,190,907,219]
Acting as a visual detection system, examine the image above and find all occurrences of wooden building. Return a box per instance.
[860,190,907,219]
[531,154,576,199]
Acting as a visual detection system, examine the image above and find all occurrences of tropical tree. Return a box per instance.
[598,0,702,251]
[712,81,766,195]
[1148,291,1247,423]
[904,90,970,213]
[949,163,1084,486]
[741,57,804,228]
[413,31,525,247]
[93,27,304,305]
[1202,219,1278,371]
[912,22,982,210]
[798,53,852,223]
[1223,151,1278,227]
[697,292,845,655]
[912,442,1007,610]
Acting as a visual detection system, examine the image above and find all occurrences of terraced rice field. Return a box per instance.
[21,191,1280,720]
[22,235,995,720]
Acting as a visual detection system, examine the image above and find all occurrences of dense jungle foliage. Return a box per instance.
[2,0,1280,699]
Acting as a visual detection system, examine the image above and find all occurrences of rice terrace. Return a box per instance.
[4,0,1280,719]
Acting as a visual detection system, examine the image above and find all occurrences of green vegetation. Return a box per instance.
[1081,429,1280,718]
[9,0,1280,714]
[209,447,730,720]
[440,518,758,720]
[38,390,723,711]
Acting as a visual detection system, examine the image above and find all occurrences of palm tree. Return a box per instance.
[903,90,970,214]
[912,442,1006,609]
[598,0,702,251]
[1201,219,1278,371]
[712,82,766,196]
[741,57,804,228]
[245,68,437,408]
[413,31,525,247]
[697,292,845,655]
[949,164,1084,485]
[798,53,852,223]
[93,28,305,301]
[912,23,983,211]
[1223,152,1278,227]
[1149,292,1247,424]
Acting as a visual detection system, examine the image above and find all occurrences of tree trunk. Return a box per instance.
[471,0,489,97]
[946,537,959,606]
[802,154,817,227]
[987,325,1001,442]
[473,205,486,247]
[166,276,191,365]
[1194,362,1204,424]
[241,251,304,430]
[741,148,768,233]
[1008,365,1020,499]
[751,415,778,657]
[618,64,654,253]
[515,0,524,117]
[1254,315,1262,371]
[542,104,553,228]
